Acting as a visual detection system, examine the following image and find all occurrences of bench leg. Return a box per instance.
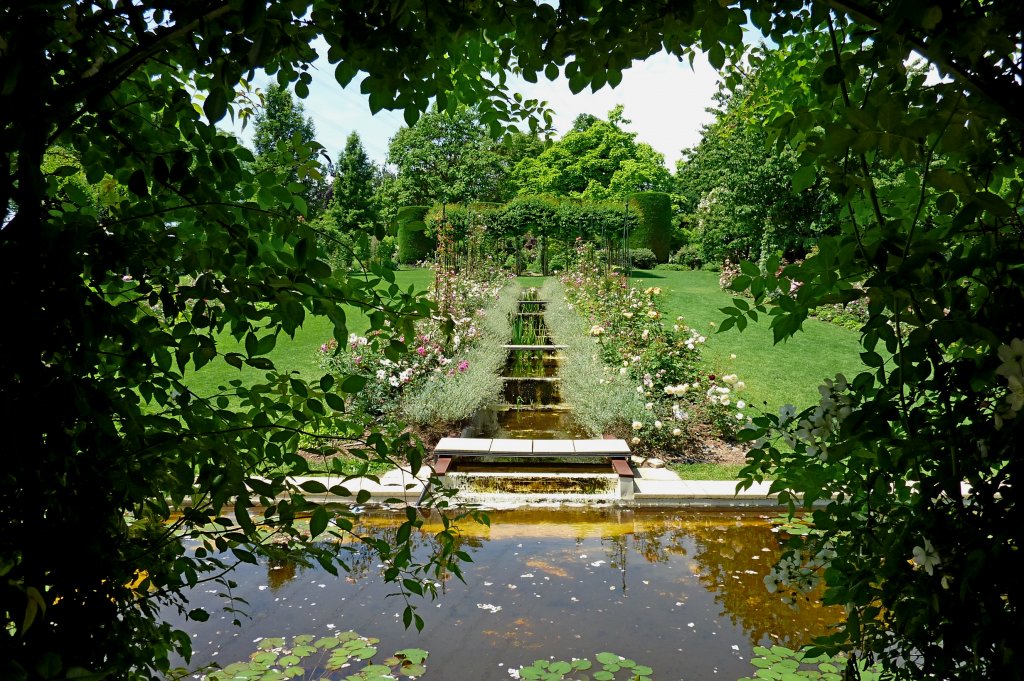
[434,455,453,476]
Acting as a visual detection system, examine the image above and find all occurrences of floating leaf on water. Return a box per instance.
[395,648,428,664]
[252,651,278,666]
[257,637,286,651]
[595,652,622,665]
[549,660,572,674]
[398,663,426,677]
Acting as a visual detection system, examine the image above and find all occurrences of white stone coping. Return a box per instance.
[572,439,631,454]
[490,438,535,453]
[436,437,492,452]
[433,437,632,456]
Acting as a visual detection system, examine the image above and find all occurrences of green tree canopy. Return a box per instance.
[512,105,672,200]
[386,106,509,205]
[2,2,1022,680]
[252,83,328,214]
[676,64,839,265]
[327,131,378,232]
[313,132,381,269]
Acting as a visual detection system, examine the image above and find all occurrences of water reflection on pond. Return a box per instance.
[170,507,839,681]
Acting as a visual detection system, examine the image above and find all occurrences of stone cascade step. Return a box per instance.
[435,437,631,457]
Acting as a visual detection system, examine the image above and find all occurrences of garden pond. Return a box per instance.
[168,507,839,680]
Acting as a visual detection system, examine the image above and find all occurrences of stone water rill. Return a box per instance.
[440,293,635,505]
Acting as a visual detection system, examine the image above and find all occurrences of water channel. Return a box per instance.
[168,287,838,679]
[170,508,840,680]
[491,293,588,440]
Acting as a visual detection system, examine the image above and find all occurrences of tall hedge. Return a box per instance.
[627,191,672,262]
[395,205,434,264]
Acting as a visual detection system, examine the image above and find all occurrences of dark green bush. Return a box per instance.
[395,205,434,263]
[627,191,672,262]
[670,244,702,269]
[628,248,657,269]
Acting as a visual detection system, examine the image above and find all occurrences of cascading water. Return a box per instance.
[451,288,622,504]
[493,297,588,439]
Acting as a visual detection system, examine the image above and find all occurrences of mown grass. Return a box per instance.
[525,269,864,410]
[182,268,433,398]
[669,462,747,480]
[635,268,866,415]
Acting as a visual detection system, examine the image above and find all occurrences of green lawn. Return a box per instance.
[182,265,864,425]
[182,268,434,398]
[634,268,866,415]
[670,462,747,480]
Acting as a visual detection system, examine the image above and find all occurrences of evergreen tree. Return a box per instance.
[316,132,381,269]
[329,132,378,234]
[253,84,327,214]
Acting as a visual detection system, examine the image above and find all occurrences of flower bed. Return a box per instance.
[317,264,513,423]
[559,242,747,459]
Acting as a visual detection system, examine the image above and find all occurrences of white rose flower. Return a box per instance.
[912,538,941,575]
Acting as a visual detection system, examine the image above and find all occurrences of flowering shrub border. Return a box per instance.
[557,241,747,458]
[317,264,514,427]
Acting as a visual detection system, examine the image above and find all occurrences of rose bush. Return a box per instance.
[561,241,746,456]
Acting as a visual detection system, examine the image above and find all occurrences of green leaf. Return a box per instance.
[792,165,816,192]
[708,43,725,70]
[203,87,228,122]
[35,652,62,680]
[309,506,329,539]
[325,392,346,411]
[128,169,148,197]
[739,260,760,277]
[921,6,942,28]
[936,192,958,214]
[341,374,367,393]
[860,351,884,367]
[300,479,327,494]
[295,237,310,265]
[822,64,845,84]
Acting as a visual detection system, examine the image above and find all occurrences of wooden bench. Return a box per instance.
[432,438,634,478]
[434,455,453,475]
[610,457,635,478]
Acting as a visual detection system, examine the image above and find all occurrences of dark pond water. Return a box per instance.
[167,507,839,680]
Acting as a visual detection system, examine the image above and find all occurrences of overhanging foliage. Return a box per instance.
[2,1,1022,679]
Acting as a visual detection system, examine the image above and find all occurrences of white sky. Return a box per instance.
[226,44,722,172]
